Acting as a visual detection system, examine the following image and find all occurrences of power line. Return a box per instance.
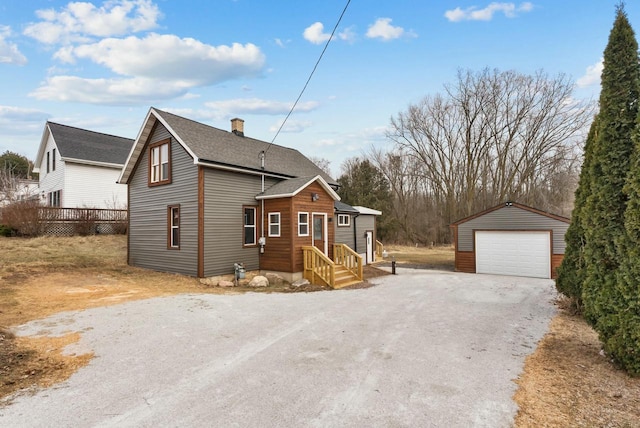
[265,0,351,155]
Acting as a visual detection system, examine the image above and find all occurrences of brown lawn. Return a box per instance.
[1,236,638,426]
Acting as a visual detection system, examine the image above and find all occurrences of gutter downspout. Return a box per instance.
[259,151,266,254]
[352,212,360,253]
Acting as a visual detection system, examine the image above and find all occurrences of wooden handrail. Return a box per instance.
[302,246,335,288]
[333,243,363,281]
[375,240,384,259]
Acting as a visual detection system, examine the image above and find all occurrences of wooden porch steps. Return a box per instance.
[333,265,362,289]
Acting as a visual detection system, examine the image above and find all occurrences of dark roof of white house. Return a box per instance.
[47,122,134,165]
[121,108,336,185]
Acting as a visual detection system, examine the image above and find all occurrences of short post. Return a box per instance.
[391,257,396,275]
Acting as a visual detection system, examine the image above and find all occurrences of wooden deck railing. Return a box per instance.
[376,240,384,259]
[302,246,335,288]
[39,207,127,222]
[333,243,363,281]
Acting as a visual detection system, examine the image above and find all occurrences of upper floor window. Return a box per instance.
[269,212,281,237]
[52,148,56,171]
[244,206,257,246]
[338,214,351,227]
[149,139,171,185]
[298,212,309,236]
[46,152,50,173]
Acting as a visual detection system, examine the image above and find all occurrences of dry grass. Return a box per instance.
[382,244,455,270]
[514,305,640,427]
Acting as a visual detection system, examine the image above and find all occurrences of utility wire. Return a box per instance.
[265,0,351,155]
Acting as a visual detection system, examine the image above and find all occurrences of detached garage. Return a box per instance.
[450,202,570,279]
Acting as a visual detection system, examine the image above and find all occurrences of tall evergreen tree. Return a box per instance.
[556,117,598,308]
[612,121,640,375]
[582,5,640,339]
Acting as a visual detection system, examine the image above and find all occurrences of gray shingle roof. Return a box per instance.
[48,122,134,165]
[154,109,337,185]
[334,201,359,213]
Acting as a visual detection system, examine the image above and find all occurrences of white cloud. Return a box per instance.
[55,34,265,86]
[269,119,312,133]
[24,0,161,44]
[0,26,27,65]
[303,22,331,44]
[29,75,192,105]
[577,58,603,88]
[205,98,319,115]
[366,18,413,41]
[0,106,50,136]
[34,35,266,104]
[303,22,354,44]
[445,2,534,22]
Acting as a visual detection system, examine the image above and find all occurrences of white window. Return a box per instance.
[298,212,309,236]
[150,140,170,184]
[269,212,281,237]
[244,207,257,246]
[48,190,61,207]
[338,214,351,227]
[168,205,180,249]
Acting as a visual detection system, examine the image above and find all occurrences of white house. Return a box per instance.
[33,122,134,209]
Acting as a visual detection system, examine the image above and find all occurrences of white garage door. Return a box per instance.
[475,231,551,279]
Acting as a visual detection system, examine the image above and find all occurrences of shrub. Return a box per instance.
[0,200,44,236]
[0,224,14,237]
[73,208,98,236]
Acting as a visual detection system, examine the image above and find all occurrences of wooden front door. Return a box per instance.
[312,213,327,255]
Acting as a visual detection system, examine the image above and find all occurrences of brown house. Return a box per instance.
[118,108,362,287]
[450,202,570,279]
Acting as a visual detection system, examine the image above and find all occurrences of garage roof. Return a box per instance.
[450,202,570,226]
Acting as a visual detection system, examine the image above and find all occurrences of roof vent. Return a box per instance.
[231,118,244,137]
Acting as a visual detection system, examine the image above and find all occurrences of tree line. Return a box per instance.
[335,68,592,245]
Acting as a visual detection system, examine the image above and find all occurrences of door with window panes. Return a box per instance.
[312,214,326,255]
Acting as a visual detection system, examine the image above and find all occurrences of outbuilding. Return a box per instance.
[450,202,570,279]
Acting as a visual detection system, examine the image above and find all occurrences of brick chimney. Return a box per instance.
[231,118,244,137]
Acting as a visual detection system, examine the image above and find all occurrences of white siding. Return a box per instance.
[64,163,126,208]
[38,133,64,205]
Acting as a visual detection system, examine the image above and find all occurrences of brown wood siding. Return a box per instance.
[292,182,335,272]
[551,254,564,279]
[455,251,476,273]
[260,197,293,272]
[128,124,198,276]
[259,181,336,273]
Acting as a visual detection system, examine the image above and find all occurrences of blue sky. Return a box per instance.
[0,0,636,177]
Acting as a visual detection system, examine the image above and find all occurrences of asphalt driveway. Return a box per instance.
[0,268,557,427]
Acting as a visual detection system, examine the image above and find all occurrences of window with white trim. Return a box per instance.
[149,139,171,185]
[168,205,180,249]
[244,207,257,246]
[337,214,351,227]
[298,212,309,236]
[269,212,281,237]
[48,190,61,207]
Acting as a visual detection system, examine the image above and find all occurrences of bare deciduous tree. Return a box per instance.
[384,68,591,240]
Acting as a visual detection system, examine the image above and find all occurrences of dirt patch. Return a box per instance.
[514,304,640,427]
[0,329,92,403]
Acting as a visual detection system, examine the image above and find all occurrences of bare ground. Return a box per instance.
[1,237,639,427]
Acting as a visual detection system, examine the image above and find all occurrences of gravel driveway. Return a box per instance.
[0,268,556,427]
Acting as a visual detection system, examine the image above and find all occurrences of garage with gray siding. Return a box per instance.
[450,202,570,279]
